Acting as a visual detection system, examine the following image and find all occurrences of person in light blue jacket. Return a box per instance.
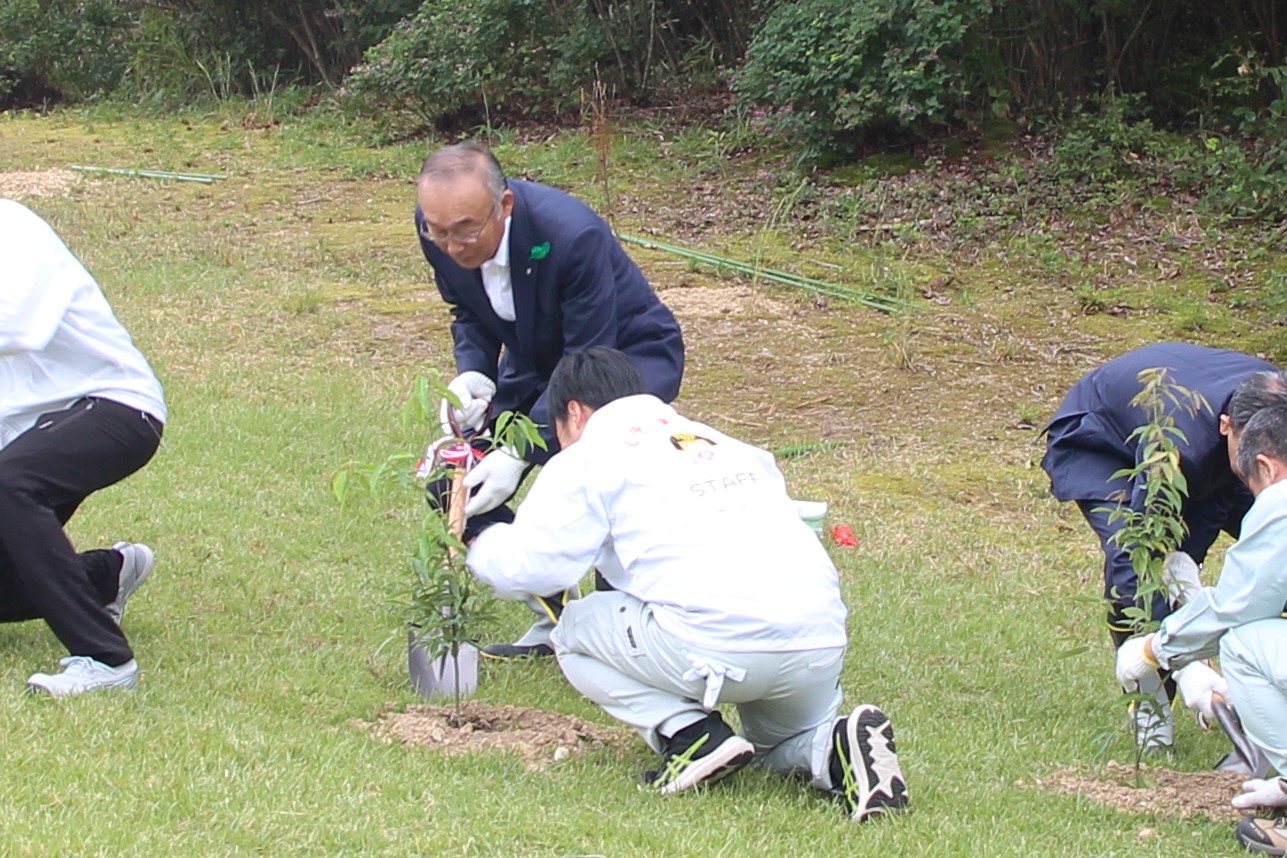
[1043,344,1286,747]
[1117,404,1287,854]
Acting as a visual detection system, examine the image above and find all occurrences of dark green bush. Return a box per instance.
[0,0,134,103]
[0,0,418,108]
[342,0,545,130]
[734,0,997,159]
[342,0,743,131]
[1044,94,1178,185]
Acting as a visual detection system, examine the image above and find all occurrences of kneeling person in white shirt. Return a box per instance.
[467,346,908,820]
[0,200,166,697]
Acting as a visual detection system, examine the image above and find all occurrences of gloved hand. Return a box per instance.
[1163,551,1202,607]
[1173,661,1228,727]
[1232,777,1287,809]
[439,371,496,436]
[1115,634,1159,688]
[414,437,447,479]
[463,447,526,516]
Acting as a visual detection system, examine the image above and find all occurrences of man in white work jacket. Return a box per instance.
[466,346,908,820]
[0,199,165,696]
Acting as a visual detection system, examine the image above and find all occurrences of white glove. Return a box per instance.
[439,371,496,436]
[1163,551,1202,606]
[1232,777,1287,809]
[1115,634,1159,688]
[1173,661,1228,727]
[462,447,526,516]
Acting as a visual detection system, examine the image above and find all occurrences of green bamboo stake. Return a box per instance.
[70,165,227,183]
[772,439,848,459]
[617,233,903,314]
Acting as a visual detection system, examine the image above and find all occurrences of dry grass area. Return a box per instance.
[0,168,80,198]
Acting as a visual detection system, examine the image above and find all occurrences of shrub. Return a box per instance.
[342,0,700,131]
[1190,57,1287,222]
[342,0,548,130]
[1044,93,1176,185]
[734,0,997,160]
[0,0,134,104]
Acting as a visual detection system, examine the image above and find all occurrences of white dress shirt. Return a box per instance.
[480,216,515,322]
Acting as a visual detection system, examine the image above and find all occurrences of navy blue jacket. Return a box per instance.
[417,180,684,464]
[1043,342,1277,557]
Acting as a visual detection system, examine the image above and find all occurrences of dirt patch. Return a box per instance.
[659,284,794,319]
[1035,760,1248,822]
[0,169,79,198]
[357,702,630,770]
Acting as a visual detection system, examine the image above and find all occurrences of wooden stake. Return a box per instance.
[448,469,468,555]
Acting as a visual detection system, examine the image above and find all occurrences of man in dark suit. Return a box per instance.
[415,142,685,658]
[1043,342,1285,746]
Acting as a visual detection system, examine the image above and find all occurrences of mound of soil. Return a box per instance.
[1036,760,1248,822]
[357,702,630,771]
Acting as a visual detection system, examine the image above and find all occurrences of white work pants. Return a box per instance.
[551,590,847,790]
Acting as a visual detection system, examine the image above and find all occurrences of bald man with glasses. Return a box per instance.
[414,142,685,659]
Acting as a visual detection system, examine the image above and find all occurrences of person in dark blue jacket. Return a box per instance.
[1043,342,1285,746]
[415,142,685,658]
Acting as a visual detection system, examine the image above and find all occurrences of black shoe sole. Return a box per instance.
[843,704,909,821]
[479,643,554,660]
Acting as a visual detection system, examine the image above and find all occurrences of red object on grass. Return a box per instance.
[830,525,859,547]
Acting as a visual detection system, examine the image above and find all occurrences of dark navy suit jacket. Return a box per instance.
[1043,342,1277,560]
[417,180,684,463]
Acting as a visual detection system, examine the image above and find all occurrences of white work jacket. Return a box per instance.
[468,394,848,652]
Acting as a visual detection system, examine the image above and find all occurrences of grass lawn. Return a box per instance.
[1,105,1282,856]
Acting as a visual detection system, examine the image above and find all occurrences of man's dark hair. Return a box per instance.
[1236,404,1287,479]
[1228,370,1287,430]
[418,142,507,205]
[547,347,647,424]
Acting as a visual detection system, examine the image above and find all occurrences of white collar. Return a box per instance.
[482,216,513,270]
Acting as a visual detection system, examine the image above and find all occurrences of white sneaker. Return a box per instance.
[1131,674,1175,750]
[27,657,138,697]
[107,542,154,624]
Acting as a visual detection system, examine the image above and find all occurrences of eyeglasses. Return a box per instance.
[421,201,501,246]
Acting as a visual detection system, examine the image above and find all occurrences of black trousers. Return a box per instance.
[0,397,162,665]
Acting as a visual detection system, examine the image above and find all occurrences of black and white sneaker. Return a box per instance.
[533,589,573,623]
[642,712,754,795]
[829,704,909,821]
[1238,816,1287,856]
[479,642,554,659]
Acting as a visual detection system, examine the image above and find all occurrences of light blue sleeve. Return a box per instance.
[1154,482,1287,669]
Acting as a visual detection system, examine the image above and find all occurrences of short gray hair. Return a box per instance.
[1228,370,1287,430]
[418,142,507,207]
[1236,404,1287,478]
